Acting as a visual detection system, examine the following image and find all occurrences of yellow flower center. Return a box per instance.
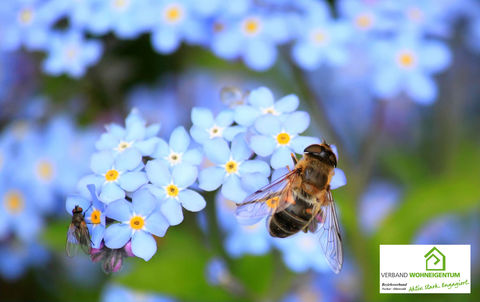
[276,132,291,145]
[225,160,238,174]
[209,125,224,138]
[166,184,179,197]
[18,8,34,25]
[65,46,78,60]
[36,160,55,182]
[242,17,261,36]
[105,169,119,181]
[164,3,184,24]
[213,21,225,33]
[261,106,278,115]
[266,196,279,209]
[112,0,130,11]
[129,216,145,230]
[4,190,24,215]
[397,51,416,69]
[407,7,423,22]
[116,141,131,152]
[355,13,373,30]
[310,29,328,45]
[90,209,101,224]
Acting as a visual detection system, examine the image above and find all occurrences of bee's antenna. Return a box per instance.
[321,137,328,145]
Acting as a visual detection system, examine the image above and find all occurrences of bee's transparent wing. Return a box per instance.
[235,169,299,225]
[66,224,80,257]
[308,190,343,274]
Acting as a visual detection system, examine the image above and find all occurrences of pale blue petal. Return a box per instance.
[132,189,157,216]
[211,31,241,59]
[223,126,246,142]
[160,199,184,226]
[248,87,275,108]
[106,199,132,221]
[106,124,125,139]
[145,212,169,237]
[132,231,157,261]
[95,133,118,150]
[151,27,180,54]
[191,107,213,128]
[125,121,146,142]
[221,175,247,202]
[284,111,310,134]
[178,189,206,212]
[270,147,293,169]
[190,125,209,144]
[135,137,159,156]
[146,123,161,137]
[215,110,234,127]
[255,115,281,135]
[372,68,401,99]
[118,171,148,192]
[198,166,225,191]
[151,138,169,159]
[244,39,277,71]
[405,72,437,105]
[203,138,230,164]
[234,105,260,127]
[275,94,299,113]
[172,163,197,188]
[125,108,145,128]
[330,168,347,190]
[170,126,190,153]
[115,148,142,172]
[241,173,269,194]
[65,196,90,214]
[90,151,114,174]
[146,160,171,187]
[419,41,451,73]
[183,148,203,166]
[292,41,322,70]
[100,182,125,204]
[231,134,252,162]
[77,175,104,199]
[104,223,131,249]
[290,136,320,154]
[90,225,105,249]
[272,167,291,181]
[239,160,270,177]
[250,135,276,157]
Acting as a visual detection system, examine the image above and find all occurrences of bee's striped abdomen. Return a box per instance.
[268,191,314,238]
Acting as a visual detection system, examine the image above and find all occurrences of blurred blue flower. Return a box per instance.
[146,160,206,225]
[338,0,393,36]
[96,108,160,157]
[359,181,401,235]
[250,112,319,169]
[0,183,43,243]
[79,148,148,204]
[0,241,49,281]
[215,193,271,257]
[66,185,106,249]
[234,87,299,127]
[206,257,229,286]
[42,30,103,78]
[104,189,169,261]
[198,135,270,202]
[190,107,244,144]
[148,0,208,54]
[291,1,352,70]
[0,0,63,51]
[210,10,290,70]
[151,126,202,167]
[102,284,176,302]
[273,232,330,273]
[370,34,451,104]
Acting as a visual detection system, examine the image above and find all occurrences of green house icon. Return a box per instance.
[424,247,446,271]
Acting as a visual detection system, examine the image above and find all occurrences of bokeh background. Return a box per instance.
[0,0,479,301]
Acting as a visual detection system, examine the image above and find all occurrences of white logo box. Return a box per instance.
[380,245,470,294]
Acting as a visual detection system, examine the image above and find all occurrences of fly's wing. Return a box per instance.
[76,221,92,255]
[308,190,343,274]
[235,169,299,225]
[66,224,80,257]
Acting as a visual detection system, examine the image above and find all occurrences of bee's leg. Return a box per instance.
[290,153,298,165]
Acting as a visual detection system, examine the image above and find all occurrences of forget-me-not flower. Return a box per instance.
[190,107,244,144]
[151,126,202,167]
[104,189,169,261]
[198,135,270,202]
[79,149,148,204]
[250,112,319,169]
[42,30,103,78]
[234,87,299,127]
[146,160,206,226]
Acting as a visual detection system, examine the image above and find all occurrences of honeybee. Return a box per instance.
[236,142,343,273]
[66,205,92,257]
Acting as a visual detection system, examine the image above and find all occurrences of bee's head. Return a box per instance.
[72,205,83,214]
[304,143,337,167]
